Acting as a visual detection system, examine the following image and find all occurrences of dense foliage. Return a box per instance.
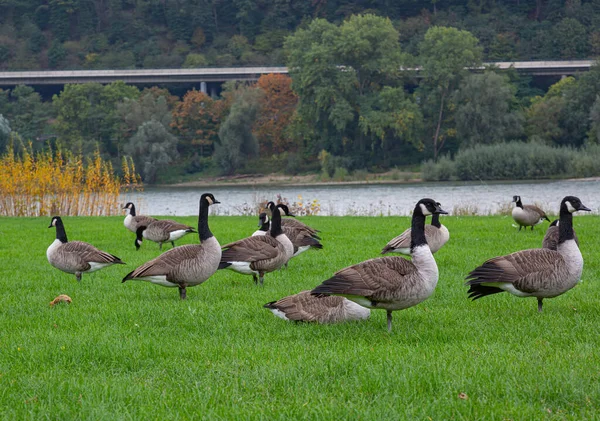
[2,1,600,70]
[3,8,600,182]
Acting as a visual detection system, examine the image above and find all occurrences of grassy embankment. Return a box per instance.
[1,215,599,419]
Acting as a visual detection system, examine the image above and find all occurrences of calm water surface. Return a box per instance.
[121,179,600,216]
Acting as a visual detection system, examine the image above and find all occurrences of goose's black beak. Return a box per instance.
[213,200,221,204]
[47,224,53,228]
[578,204,591,212]
[436,207,449,215]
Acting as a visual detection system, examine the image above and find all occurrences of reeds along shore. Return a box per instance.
[0,144,140,217]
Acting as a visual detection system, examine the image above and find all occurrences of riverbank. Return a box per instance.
[161,170,422,188]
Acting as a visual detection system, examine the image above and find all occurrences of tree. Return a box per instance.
[454,72,524,148]
[285,14,421,167]
[525,77,575,145]
[124,120,179,183]
[417,26,483,160]
[171,90,224,157]
[117,92,172,140]
[52,82,140,156]
[254,74,298,155]
[5,86,52,149]
[0,114,11,153]
[214,84,262,174]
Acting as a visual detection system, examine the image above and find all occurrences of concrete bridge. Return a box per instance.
[0,61,595,91]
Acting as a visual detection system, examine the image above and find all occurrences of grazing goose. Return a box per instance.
[253,211,323,258]
[264,291,370,323]
[219,202,294,285]
[122,193,221,300]
[134,219,196,250]
[466,196,590,312]
[123,202,156,234]
[311,198,448,332]
[512,195,550,231]
[47,216,125,281]
[381,205,449,255]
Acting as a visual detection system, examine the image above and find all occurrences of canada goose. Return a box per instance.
[381,205,449,255]
[219,202,294,285]
[123,202,156,233]
[134,219,196,250]
[264,291,370,323]
[253,211,323,258]
[542,220,579,250]
[512,195,550,231]
[47,216,125,281]
[122,193,221,299]
[311,198,448,332]
[466,196,590,312]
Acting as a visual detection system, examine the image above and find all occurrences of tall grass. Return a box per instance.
[422,142,600,181]
[0,143,140,216]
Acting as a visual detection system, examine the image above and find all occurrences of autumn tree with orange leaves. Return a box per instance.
[171,90,224,157]
[254,74,298,156]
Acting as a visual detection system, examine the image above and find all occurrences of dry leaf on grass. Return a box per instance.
[49,295,72,307]
[458,392,468,400]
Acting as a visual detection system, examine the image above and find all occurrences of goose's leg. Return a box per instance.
[387,310,393,333]
[531,226,534,231]
[179,286,187,300]
[519,225,522,231]
[259,272,265,286]
[537,298,543,312]
[159,242,163,251]
[171,241,175,248]
[75,272,82,282]
[252,273,258,285]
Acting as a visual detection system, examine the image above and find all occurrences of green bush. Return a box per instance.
[422,142,600,181]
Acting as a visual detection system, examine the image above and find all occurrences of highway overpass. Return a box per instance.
[0,60,595,88]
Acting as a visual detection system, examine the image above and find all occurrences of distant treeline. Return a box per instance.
[2,14,600,182]
[1,1,600,70]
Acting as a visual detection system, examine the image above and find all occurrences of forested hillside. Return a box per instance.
[1,0,600,70]
[3,4,600,183]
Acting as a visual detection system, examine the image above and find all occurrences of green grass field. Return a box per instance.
[1,214,599,419]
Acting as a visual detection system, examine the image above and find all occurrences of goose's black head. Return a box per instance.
[562,196,591,214]
[266,201,276,212]
[416,198,448,216]
[512,195,523,208]
[201,193,220,206]
[549,219,559,227]
[276,204,295,217]
[123,202,134,214]
[48,216,62,228]
[258,212,269,227]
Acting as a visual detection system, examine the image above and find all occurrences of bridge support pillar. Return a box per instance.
[200,81,207,93]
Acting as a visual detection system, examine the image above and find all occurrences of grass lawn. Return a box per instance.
[1,214,599,419]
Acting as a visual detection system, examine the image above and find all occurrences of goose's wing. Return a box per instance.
[542,226,559,250]
[123,244,201,279]
[381,228,411,254]
[134,215,157,227]
[265,291,350,322]
[524,205,549,220]
[312,256,417,301]
[221,236,281,262]
[62,241,123,264]
[282,226,322,249]
[466,248,561,298]
[153,220,195,232]
[281,219,320,237]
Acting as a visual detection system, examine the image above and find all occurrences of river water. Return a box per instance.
[120,179,600,216]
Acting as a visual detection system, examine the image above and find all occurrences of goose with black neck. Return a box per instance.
[467,195,590,312]
[311,198,448,332]
[122,193,221,299]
